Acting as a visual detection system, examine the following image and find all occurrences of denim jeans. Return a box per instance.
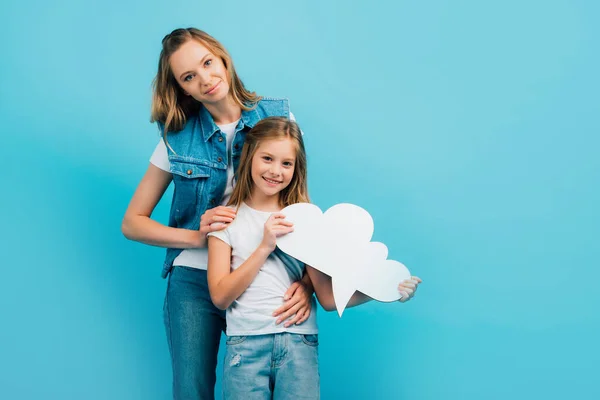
[223,333,320,400]
[164,266,226,399]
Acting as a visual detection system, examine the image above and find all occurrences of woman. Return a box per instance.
[122,28,313,399]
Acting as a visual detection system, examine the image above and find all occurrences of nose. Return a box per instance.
[197,68,211,85]
[269,163,282,176]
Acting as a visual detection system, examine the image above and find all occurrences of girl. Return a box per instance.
[207,117,421,399]
[122,28,313,399]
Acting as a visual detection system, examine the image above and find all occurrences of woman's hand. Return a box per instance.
[259,213,294,253]
[273,281,313,327]
[398,276,422,302]
[200,206,236,234]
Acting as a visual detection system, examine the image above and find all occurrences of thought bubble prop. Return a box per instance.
[277,203,411,316]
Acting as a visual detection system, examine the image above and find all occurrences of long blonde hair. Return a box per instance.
[228,117,309,209]
[150,28,261,135]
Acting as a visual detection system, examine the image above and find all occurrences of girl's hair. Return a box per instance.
[228,117,309,209]
[150,28,261,136]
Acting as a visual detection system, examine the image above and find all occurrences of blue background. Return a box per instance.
[1,0,598,399]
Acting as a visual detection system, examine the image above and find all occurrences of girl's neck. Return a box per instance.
[245,190,282,212]
[204,94,242,125]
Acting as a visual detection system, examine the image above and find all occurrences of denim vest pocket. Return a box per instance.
[170,160,211,226]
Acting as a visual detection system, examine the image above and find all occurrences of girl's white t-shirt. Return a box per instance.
[207,202,318,336]
[150,113,296,270]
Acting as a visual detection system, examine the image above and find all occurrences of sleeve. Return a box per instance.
[149,140,171,172]
[207,226,232,247]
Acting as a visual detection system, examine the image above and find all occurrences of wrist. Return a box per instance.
[189,230,206,248]
[255,245,273,258]
[303,279,314,295]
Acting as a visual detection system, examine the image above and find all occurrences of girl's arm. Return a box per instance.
[207,236,272,310]
[306,266,422,311]
[121,164,236,248]
[207,213,294,310]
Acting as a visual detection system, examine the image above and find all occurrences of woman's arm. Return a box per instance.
[121,164,205,248]
[121,164,237,249]
[207,236,271,310]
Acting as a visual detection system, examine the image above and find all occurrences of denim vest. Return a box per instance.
[160,98,290,277]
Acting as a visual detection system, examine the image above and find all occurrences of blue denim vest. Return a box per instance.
[159,97,290,277]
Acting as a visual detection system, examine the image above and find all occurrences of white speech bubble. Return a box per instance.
[277,203,411,316]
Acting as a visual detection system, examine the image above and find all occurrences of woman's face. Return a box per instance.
[169,39,230,105]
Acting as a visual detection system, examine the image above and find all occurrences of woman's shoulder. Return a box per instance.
[251,97,290,119]
[258,96,288,102]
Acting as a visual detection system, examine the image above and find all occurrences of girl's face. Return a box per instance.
[251,138,297,199]
[169,39,230,105]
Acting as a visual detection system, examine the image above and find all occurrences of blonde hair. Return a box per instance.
[150,28,261,136]
[228,117,309,209]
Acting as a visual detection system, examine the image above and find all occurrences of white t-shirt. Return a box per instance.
[150,112,297,270]
[207,203,318,336]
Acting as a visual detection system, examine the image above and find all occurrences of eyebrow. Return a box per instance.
[259,152,295,162]
[178,53,211,80]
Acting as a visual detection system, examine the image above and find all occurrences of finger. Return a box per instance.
[206,222,228,232]
[274,227,294,237]
[283,282,301,302]
[273,287,306,317]
[215,209,237,218]
[285,311,304,327]
[272,297,295,317]
[273,219,294,227]
[412,276,423,283]
[276,303,302,325]
[297,307,311,324]
[398,291,410,302]
[210,215,235,223]
[400,281,416,289]
[270,213,287,219]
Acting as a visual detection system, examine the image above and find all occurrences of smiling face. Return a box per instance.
[168,39,230,105]
[250,138,297,200]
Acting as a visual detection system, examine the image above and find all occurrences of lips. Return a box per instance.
[262,177,282,185]
[204,82,221,95]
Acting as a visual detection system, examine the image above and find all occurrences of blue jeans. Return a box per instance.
[223,333,320,400]
[164,266,226,399]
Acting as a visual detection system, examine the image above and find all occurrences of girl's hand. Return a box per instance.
[273,281,313,327]
[398,276,422,302]
[200,206,236,234]
[259,213,294,253]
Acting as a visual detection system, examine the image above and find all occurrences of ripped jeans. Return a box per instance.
[223,332,320,400]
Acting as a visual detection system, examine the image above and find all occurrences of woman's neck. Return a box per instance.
[245,190,282,212]
[204,94,242,125]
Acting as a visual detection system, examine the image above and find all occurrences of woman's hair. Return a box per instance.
[228,117,309,209]
[150,28,261,135]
